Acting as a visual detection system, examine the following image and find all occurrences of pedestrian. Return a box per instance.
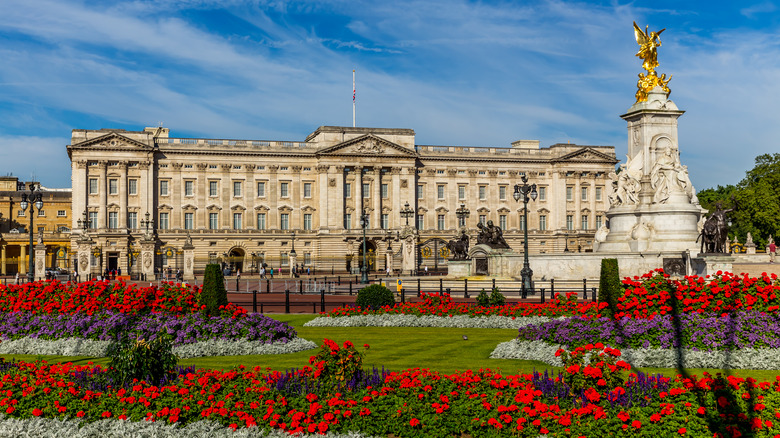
[270,267,274,278]
[770,241,777,263]
[118,267,122,276]
[307,266,310,276]
[15,272,19,285]
[260,266,266,279]
[424,265,428,276]
[237,269,241,281]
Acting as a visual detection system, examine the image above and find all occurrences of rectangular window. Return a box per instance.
[539,215,547,231]
[89,178,98,194]
[539,186,546,201]
[437,214,445,230]
[344,183,351,198]
[596,215,603,229]
[127,212,137,229]
[499,186,507,201]
[88,212,98,229]
[479,186,486,200]
[581,187,588,201]
[57,210,66,217]
[159,212,169,230]
[280,182,289,197]
[437,185,445,200]
[280,252,289,267]
[458,185,466,200]
[303,213,312,230]
[519,215,526,231]
[581,215,589,230]
[160,180,169,196]
[185,212,194,230]
[381,214,389,229]
[128,179,137,195]
[381,183,388,198]
[595,187,603,201]
[257,181,266,197]
[108,179,118,195]
[17,210,25,217]
[233,181,242,197]
[417,184,424,199]
[566,215,574,230]
[210,212,219,230]
[233,212,242,230]
[108,212,118,229]
[344,213,352,230]
[37,209,45,217]
[303,182,312,198]
[209,181,218,197]
[185,180,194,196]
[566,186,573,201]
[362,183,370,198]
[499,215,507,230]
[280,213,289,230]
[304,253,312,265]
[479,215,486,225]
[256,213,265,230]
[417,214,424,230]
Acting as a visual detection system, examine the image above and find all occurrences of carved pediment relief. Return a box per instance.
[316,134,418,158]
[158,204,172,211]
[555,147,617,163]
[206,204,222,211]
[497,207,511,214]
[417,207,428,214]
[254,205,269,212]
[182,204,198,211]
[301,205,316,212]
[477,207,490,214]
[435,206,449,213]
[230,205,246,211]
[68,132,153,151]
[277,205,293,213]
[537,208,550,214]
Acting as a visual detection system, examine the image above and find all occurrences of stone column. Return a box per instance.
[292,166,302,229]
[289,252,298,278]
[182,235,195,281]
[73,160,88,229]
[1,244,6,276]
[334,166,345,230]
[268,165,279,229]
[400,228,416,275]
[34,242,46,281]
[76,238,92,281]
[355,166,364,216]
[19,245,26,275]
[119,161,128,230]
[317,165,330,231]
[221,164,232,228]
[139,161,152,219]
[390,167,401,229]
[140,239,156,280]
[197,163,208,228]
[98,160,107,229]
[245,164,256,228]
[172,163,183,228]
[373,168,381,229]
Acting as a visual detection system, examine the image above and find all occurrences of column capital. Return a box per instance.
[76,160,89,169]
[171,162,184,170]
[268,165,279,173]
[196,163,208,171]
[245,164,257,172]
[335,165,346,172]
[139,161,151,170]
[316,165,329,174]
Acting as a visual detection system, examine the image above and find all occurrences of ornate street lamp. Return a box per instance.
[400,201,414,227]
[19,183,43,283]
[140,212,153,238]
[359,209,369,284]
[76,209,92,235]
[513,175,538,297]
[456,203,470,228]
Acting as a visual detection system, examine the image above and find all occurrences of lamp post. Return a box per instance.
[400,201,414,227]
[456,203,470,229]
[564,233,570,253]
[359,209,369,284]
[76,209,92,236]
[289,231,296,275]
[513,175,538,297]
[19,183,43,283]
[140,212,153,238]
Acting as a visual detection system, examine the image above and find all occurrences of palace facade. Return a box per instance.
[67,125,617,276]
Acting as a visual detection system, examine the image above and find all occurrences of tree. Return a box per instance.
[201,263,228,316]
[698,153,780,248]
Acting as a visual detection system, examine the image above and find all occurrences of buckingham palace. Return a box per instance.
[67,125,617,278]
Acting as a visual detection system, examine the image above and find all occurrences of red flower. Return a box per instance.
[32,408,42,416]
[410,418,421,427]
[678,427,686,434]
[697,406,706,415]
[632,420,641,428]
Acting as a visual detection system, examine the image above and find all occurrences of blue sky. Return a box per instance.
[0,0,778,191]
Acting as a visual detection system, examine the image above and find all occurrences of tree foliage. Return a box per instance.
[698,153,780,248]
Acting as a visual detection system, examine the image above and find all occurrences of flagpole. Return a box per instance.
[352,69,356,128]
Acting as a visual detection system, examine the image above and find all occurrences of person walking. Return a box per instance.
[260,266,266,279]
[770,241,777,263]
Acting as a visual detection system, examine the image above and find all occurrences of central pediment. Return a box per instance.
[68,132,154,152]
[554,147,617,163]
[315,134,418,158]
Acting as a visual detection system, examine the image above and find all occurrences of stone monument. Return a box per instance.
[400,226,416,275]
[182,232,195,281]
[597,22,705,253]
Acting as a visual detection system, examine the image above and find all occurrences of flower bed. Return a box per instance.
[0,280,246,316]
[304,313,555,329]
[2,342,780,437]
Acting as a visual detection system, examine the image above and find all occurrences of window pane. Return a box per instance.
[417,214,424,230]
[128,212,137,229]
[566,215,573,230]
[160,181,168,196]
[89,178,98,194]
[210,212,219,230]
[344,183,351,198]
[596,215,603,229]
[479,186,486,200]
[344,213,351,230]
[595,187,602,201]
[185,212,194,230]
[479,215,486,225]
[381,184,388,198]
[185,181,193,196]
[257,182,265,197]
[437,214,445,230]
[581,187,588,201]
[109,179,118,195]
[160,212,169,230]
[304,213,312,230]
[458,186,465,200]
[233,181,242,197]
[519,215,526,231]
[499,215,506,230]
[539,186,546,201]
[417,184,423,199]
[280,182,289,197]
[362,183,370,197]
[280,213,289,230]
[303,183,312,198]
[499,186,506,200]
[108,212,118,229]
[381,214,388,229]
[209,181,218,196]
[539,215,546,231]
[257,213,265,230]
[233,213,242,229]
[566,187,572,201]
[581,215,588,230]
[128,179,137,195]
[437,185,445,199]
[88,212,98,229]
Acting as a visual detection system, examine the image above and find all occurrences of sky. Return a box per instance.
[0,0,778,191]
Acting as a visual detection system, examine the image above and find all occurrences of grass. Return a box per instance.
[3,313,780,382]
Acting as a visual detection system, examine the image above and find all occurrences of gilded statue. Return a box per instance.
[633,22,672,102]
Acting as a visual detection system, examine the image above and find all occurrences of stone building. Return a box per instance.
[67,126,617,278]
[0,176,73,276]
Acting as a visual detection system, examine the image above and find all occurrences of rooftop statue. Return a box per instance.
[633,22,672,102]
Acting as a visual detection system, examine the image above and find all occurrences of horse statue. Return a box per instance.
[697,218,719,253]
[446,233,470,260]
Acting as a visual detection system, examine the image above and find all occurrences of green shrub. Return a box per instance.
[598,258,621,318]
[201,263,228,316]
[476,288,490,306]
[489,287,506,306]
[107,337,178,385]
[309,339,368,391]
[355,284,394,310]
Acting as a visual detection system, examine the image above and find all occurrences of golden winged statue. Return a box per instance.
[633,22,672,102]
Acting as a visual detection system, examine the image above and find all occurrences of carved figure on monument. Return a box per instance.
[144,252,152,269]
[651,147,684,204]
[37,229,43,245]
[594,223,609,243]
[476,221,510,249]
[79,254,88,273]
[746,232,754,246]
[476,222,490,245]
[403,234,415,264]
[697,219,718,253]
[633,22,671,102]
[676,165,699,205]
[608,163,640,206]
[699,202,734,253]
[446,232,470,260]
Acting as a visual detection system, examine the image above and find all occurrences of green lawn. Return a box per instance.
[2,313,779,382]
